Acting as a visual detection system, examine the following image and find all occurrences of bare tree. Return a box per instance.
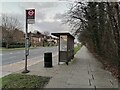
[2,14,21,30]
[2,14,23,48]
[12,29,25,43]
[65,1,120,79]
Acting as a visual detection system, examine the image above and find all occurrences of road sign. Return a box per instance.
[27,19,35,24]
[28,10,34,16]
[26,9,35,24]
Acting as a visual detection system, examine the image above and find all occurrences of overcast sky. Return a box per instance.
[1,0,119,35]
[1,0,75,34]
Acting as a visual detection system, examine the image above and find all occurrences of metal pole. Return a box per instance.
[58,36,60,65]
[22,10,30,73]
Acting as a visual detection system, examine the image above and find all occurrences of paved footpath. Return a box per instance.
[18,46,118,88]
[1,54,57,78]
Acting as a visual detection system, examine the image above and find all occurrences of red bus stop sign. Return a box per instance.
[26,9,35,24]
[28,10,34,16]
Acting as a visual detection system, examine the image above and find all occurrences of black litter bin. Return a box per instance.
[44,52,52,68]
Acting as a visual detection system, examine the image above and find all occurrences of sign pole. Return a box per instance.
[22,9,35,73]
[22,10,30,73]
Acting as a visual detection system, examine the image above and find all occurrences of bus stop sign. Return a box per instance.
[26,9,35,24]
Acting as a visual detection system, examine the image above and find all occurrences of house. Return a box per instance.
[28,31,44,47]
[28,31,59,47]
[47,36,59,46]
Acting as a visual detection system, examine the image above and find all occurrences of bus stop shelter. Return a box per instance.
[51,33,74,65]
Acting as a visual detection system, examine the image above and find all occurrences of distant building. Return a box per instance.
[47,36,59,46]
[28,31,58,47]
[28,32,44,47]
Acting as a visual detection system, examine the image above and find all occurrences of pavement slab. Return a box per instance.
[45,46,118,88]
[15,46,119,88]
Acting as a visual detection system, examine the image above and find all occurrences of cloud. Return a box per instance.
[19,2,59,10]
[0,0,74,2]
[1,13,25,28]
[38,2,59,8]
[36,11,46,21]
[1,2,71,34]
[54,13,64,21]
[34,20,70,33]
[3,16,69,35]
[18,2,60,22]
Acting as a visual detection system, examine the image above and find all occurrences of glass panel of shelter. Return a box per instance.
[60,35,67,51]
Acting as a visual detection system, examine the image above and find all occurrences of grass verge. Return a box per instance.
[74,44,81,54]
[1,73,50,89]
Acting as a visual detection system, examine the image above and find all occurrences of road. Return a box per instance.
[1,46,58,66]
